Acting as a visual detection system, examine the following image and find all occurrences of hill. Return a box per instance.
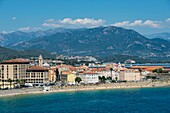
[9,26,170,58]
[0,46,55,61]
[0,28,73,47]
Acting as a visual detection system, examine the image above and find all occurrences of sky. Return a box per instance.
[0,0,170,35]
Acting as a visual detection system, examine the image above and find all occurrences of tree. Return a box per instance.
[115,77,118,82]
[110,68,113,79]
[107,76,112,80]
[20,79,26,86]
[75,77,82,83]
[153,68,163,73]
[99,76,102,81]
[7,78,13,89]
[15,79,21,88]
[101,76,106,82]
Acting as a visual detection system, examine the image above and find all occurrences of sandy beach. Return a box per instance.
[0,80,170,97]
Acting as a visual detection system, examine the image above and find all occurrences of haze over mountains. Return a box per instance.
[0,26,170,61]
[147,32,170,41]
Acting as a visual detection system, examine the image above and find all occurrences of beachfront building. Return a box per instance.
[119,69,140,82]
[48,67,56,82]
[26,66,49,86]
[90,67,111,78]
[77,71,99,84]
[0,59,30,89]
[60,71,76,84]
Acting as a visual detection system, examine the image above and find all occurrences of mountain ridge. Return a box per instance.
[8,26,170,57]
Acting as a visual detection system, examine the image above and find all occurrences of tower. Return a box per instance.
[38,55,43,67]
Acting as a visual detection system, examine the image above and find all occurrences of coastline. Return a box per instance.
[0,80,170,97]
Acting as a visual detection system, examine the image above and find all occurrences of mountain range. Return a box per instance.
[7,26,170,58]
[0,28,74,47]
[146,32,170,41]
[0,46,55,61]
[0,26,170,62]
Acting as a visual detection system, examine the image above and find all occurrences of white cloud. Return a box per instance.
[130,20,143,26]
[42,18,105,28]
[45,19,55,22]
[1,31,8,34]
[143,20,160,28]
[19,27,30,31]
[18,27,41,32]
[166,18,170,22]
[112,21,130,27]
[12,17,16,20]
[112,20,161,28]
[42,23,62,28]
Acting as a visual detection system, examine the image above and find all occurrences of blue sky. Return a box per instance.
[0,0,170,34]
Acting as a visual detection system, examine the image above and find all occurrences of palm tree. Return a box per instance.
[16,79,21,88]
[7,78,13,89]
[20,79,26,86]
[110,68,113,80]
[2,79,5,89]
[115,77,118,82]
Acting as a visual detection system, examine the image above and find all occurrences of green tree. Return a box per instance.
[16,79,21,88]
[153,68,163,73]
[110,68,113,78]
[101,76,106,82]
[75,77,82,83]
[115,77,118,82]
[7,78,13,89]
[99,76,102,81]
[107,76,112,80]
[20,79,26,85]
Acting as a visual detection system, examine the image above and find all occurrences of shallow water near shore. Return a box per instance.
[0,87,170,113]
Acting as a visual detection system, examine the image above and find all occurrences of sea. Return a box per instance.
[0,87,170,113]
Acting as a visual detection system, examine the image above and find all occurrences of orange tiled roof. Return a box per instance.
[61,71,72,75]
[130,66,163,72]
[1,59,30,64]
[130,66,163,69]
[27,66,48,71]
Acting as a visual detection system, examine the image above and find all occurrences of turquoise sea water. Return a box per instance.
[0,87,170,113]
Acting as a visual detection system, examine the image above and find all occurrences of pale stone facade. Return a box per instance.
[119,69,141,81]
[0,59,30,88]
[77,72,99,84]
[26,66,49,85]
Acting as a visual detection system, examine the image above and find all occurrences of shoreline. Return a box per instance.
[0,81,170,97]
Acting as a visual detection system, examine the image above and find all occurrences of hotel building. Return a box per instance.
[0,59,30,88]
[26,66,49,85]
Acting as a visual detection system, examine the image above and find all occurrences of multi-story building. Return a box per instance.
[26,66,49,86]
[48,67,56,82]
[77,71,99,84]
[119,69,141,81]
[0,59,30,88]
[60,71,76,85]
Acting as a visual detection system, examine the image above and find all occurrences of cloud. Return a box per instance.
[143,20,160,28]
[45,19,55,22]
[112,21,130,27]
[130,20,143,26]
[112,20,161,28]
[12,17,16,20]
[42,18,105,28]
[18,27,30,31]
[166,18,170,22]
[1,31,8,34]
[18,27,41,32]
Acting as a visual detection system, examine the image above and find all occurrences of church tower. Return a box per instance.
[38,55,43,67]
